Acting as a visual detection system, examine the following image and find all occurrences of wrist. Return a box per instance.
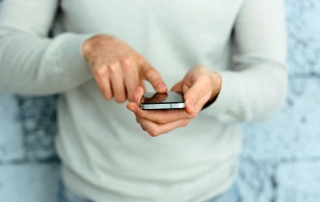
[202,72,221,110]
[210,72,221,101]
[82,36,96,60]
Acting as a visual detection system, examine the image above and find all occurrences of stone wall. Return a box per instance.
[239,1,320,201]
[1,0,320,201]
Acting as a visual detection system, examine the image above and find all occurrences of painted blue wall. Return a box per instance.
[1,0,320,201]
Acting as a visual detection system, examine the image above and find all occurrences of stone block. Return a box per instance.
[275,162,320,202]
[15,95,59,161]
[286,0,320,76]
[242,79,320,162]
[0,93,24,162]
[238,159,276,202]
[0,163,60,202]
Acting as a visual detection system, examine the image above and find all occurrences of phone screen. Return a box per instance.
[141,92,184,104]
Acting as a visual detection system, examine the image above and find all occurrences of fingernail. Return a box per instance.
[189,99,195,112]
[128,107,136,113]
[157,84,166,91]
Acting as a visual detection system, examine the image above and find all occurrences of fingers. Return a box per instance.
[126,101,140,113]
[94,61,141,103]
[85,36,167,103]
[94,58,165,103]
[109,62,126,103]
[136,117,190,137]
[93,65,113,99]
[126,87,193,137]
[139,60,167,93]
[123,58,139,101]
[101,75,113,100]
[125,65,217,137]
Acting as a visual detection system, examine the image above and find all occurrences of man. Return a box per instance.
[0,0,287,201]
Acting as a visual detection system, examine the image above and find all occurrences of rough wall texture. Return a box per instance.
[239,0,320,201]
[0,0,320,201]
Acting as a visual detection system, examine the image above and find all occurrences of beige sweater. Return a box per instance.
[0,0,287,201]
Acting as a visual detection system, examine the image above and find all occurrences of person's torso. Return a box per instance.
[55,1,244,201]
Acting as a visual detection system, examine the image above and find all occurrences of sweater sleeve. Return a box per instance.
[0,0,94,95]
[202,0,288,123]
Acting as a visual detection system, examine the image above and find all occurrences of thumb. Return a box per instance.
[140,61,167,93]
[183,79,210,114]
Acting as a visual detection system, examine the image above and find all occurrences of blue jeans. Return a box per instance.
[57,180,241,202]
[205,183,241,202]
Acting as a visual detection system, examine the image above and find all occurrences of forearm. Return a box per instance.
[202,0,287,122]
[0,31,94,95]
[0,0,95,95]
[202,63,287,122]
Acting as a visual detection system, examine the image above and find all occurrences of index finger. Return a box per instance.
[139,60,167,93]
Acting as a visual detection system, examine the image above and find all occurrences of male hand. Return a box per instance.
[126,65,221,137]
[82,35,167,102]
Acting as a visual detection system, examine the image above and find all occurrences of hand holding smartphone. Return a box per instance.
[141,92,186,110]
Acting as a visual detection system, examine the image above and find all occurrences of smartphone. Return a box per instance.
[141,92,186,110]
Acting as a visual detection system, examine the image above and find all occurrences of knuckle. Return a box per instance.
[122,57,133,70]
[157,117,168,124]
[193,73,206,80]
[148,129,158,137]
[109,63,120,73]
[140,124,147,131]
[187,95,199,105]
[196,74,211,86]
[95,65,107,77]
[138,112,147,119]
[181,120,190,127]
[157,120,166,125]
[189,112,198,119]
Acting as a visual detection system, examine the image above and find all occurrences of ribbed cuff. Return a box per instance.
[201,71,242,122]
